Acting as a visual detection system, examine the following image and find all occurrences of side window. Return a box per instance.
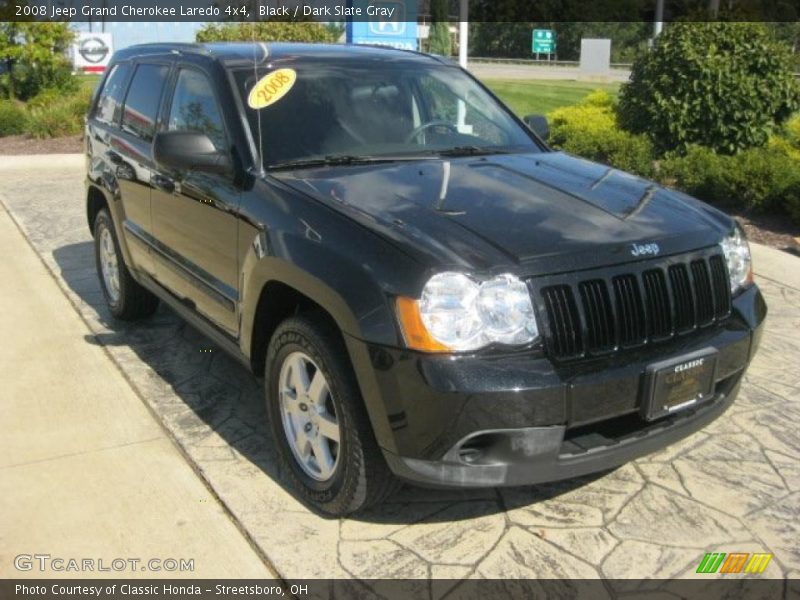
[167,69,227,152]
[121,64,169,142]
[94,63,131,125]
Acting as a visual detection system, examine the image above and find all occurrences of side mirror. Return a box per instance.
[523,114,549,141]
[153,131,231,174]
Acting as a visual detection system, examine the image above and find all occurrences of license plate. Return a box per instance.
[642,348,718,421]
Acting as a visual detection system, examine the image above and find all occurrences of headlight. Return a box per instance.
[396,272,539,352]
[720,226,753,294]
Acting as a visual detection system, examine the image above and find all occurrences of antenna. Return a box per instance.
[251,28,266,175]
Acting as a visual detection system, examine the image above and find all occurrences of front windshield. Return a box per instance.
[233,61,541,167]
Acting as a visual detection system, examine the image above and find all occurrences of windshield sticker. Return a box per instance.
[248,68,297,109]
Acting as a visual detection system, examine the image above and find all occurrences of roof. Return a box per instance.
[112,42,448,68]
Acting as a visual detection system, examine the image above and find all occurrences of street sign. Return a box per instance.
[532,29,556,55]
[346,0,418,51]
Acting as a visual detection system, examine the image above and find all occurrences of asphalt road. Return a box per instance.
[1,155,798,593]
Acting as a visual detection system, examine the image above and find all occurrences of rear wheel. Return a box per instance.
[93,209,158,320]
[265,315,399,515]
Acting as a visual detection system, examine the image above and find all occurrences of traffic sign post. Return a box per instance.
[532,29,556,59]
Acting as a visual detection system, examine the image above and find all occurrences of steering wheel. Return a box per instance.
[405,120,459,143]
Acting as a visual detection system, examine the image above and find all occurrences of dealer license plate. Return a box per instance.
[642,348,718,421]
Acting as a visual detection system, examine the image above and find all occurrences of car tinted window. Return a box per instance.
[121,64,169,142]
[167,69,227,151]
[94,63,131,125]
[234,63,539,167]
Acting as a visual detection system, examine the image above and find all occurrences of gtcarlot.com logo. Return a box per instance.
[14,553,194,573]
[696,552,773,574]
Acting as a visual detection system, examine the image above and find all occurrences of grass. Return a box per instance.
[78,73,101,93]
[482,79,621,116]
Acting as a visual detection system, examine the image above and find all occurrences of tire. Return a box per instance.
[265,315,399,515]
[93,209,159,321]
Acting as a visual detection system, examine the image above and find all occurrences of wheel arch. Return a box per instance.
[248,279,346,376]
[86,184,109,235]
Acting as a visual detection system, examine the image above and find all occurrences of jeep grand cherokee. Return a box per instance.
[85,43,766,515]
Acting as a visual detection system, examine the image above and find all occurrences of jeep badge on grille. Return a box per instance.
[631,242,660,257]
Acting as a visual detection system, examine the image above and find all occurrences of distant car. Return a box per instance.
[85,42,766,515]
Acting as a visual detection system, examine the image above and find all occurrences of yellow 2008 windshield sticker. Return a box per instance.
[248,68,297,109]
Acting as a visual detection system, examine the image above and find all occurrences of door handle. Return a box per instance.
[106,150,123,165]
[152,174,175,194]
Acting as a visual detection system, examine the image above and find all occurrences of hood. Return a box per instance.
[273,152,733,275]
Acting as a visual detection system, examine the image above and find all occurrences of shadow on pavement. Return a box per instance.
[53,241,598,524]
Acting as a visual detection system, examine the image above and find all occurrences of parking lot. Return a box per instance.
[1,155,798,591]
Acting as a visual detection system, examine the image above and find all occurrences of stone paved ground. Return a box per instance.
[1,158,798,592]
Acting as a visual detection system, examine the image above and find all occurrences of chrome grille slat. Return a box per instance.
[537,251,732,361]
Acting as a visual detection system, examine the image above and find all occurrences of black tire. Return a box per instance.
[93,209,159,321]
[265,315,399,515]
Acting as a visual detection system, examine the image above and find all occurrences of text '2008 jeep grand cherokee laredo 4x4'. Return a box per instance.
[86,42,766,515]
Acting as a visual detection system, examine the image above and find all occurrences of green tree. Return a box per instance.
[619,22,800,155]
[427,0,451,56]
[470,22,649,61]
[0,23,76,100]
[196,22,338,44]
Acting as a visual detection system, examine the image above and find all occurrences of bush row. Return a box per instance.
[0,85,93,139]
[548,93,800,224]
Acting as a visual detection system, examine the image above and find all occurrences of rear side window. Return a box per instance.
[94,63,131,125]
[167,69,227,151]
[121,64,170,142]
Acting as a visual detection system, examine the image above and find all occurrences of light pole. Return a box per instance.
[654,0,664,37]
[458,0,468,68]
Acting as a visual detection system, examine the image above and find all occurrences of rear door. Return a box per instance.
[150,63,241,336]
[113,60,172,275]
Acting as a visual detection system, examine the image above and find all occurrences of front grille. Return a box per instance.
[537,250,732,361]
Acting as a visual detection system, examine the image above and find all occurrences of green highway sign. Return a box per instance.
[532,29,556,54]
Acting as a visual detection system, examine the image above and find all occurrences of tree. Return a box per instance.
[196,22,338,44]
[469,22,649,61]
[427,0,451,56]
[0,23,76,100]
[619,22,800,155]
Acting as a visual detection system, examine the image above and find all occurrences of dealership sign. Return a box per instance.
[72,33,113,73]
[346,0,418,51]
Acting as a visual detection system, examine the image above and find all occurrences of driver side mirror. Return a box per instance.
[523,114,549,141]
[154,131,231,174]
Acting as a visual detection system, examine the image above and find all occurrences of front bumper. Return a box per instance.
[345,284,766,488]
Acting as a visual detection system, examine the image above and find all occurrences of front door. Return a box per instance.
[150,66,240,336]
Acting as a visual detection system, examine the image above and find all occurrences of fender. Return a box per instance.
[238,231,401,356]
[85,177,140,277]
[238,230,412,455]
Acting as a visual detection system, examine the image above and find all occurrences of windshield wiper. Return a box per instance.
[268,154,435,171]
[431,146,512,157]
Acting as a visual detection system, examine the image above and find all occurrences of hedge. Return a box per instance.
[0,85,93,138]
[548,90,800,224]
[548,90,656,178]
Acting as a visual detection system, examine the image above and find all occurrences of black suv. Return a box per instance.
[85,42,766,515]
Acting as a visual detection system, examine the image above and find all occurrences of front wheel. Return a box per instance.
[265,315,399,515]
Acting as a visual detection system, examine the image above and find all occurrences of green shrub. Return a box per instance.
[619,22,800,155]
[21,85,92,138]
[548,91,656,177]
[784,113,800,149]
[0,100,28,136]
[660,144,800,219]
